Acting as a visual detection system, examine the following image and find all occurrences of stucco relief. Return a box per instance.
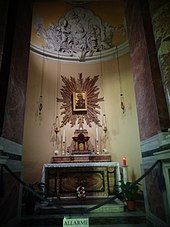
[151,3,170,112]
[35,7,124,59]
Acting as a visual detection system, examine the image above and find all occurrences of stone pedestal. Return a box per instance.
[141,131,170,226]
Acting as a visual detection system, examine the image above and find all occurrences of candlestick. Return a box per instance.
[96,127,99,141]
[96,139,100,155]
[62,128,65,143]
[122,156,127,166]
[122,165,128,184]
[54,150,59,155]
[103,114,106,127]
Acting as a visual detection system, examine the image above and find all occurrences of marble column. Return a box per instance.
[0,1,33,226]
[125,0,170,226]
[125,0,169,141]
[1,0,32,144]
[0,0,13,134]
[148,0,170,116]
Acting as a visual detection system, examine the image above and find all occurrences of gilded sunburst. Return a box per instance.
[57,73,104,128]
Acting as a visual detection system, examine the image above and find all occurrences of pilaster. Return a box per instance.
[125,0,170,225]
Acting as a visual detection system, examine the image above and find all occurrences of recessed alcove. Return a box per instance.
[1,0,170,226]
[23,0,142,185]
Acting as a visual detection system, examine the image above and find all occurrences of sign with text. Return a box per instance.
[63,217,89,227]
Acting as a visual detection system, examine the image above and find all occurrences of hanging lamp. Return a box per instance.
[54,52,61,138]
[38,47,45,117]
[100,49,107,135]
[116,45,126,114]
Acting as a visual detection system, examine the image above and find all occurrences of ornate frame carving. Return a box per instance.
[57,73,104,128]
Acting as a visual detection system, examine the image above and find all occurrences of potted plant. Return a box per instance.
[120,181,141,211]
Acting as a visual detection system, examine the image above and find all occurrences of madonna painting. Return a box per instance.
[73,91,87,111]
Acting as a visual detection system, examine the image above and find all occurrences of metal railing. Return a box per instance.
[0,159,162,214]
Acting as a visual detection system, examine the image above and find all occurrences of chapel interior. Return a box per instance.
[0,0,170,226]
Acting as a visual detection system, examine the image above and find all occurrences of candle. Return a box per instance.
[122,156,127,166]
[103,114,106,127]
[54,150,59,155]
[63,128,65,142]
[96,127,99,141]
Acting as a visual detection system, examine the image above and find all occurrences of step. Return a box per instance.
[21,199,146,226]
[36,198,124,215]
[21,213,147,227]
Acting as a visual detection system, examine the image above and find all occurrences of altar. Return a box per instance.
[42,162,121,199]
[41,118,123,199]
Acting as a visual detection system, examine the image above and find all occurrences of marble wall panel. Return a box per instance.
[0,172,21,225]
[148,0,170,116]
[2,1,32,144]
[0,0,17,134]
[125,0,169,140]
[0,0,8,65]
[144,163,167,222]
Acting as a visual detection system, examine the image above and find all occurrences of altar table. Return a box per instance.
[42,162,121,198]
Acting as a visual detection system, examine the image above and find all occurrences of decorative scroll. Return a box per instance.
[57,73,104,128]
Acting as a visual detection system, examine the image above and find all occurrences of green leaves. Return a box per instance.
[120,181,141,201]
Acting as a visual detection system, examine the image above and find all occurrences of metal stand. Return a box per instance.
[122,165,128,184]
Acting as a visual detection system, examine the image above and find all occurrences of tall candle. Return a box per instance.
[122,156,127,166]
[103,114,106,127]
[96,127,99,141]
[63,128,65,142]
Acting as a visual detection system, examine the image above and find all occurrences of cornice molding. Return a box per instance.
[30,41,129,63]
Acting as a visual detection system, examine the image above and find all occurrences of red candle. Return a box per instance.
[122,156,127,166]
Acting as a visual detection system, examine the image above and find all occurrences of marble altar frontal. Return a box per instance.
[42,162,121,199]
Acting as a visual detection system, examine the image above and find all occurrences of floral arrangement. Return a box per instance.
[76,185,86,199]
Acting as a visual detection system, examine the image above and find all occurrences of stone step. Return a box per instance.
[21,199,146,226]
[21,213,147,227]
[36,198,124,215]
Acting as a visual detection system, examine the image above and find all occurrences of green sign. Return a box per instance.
[63,217,89,227]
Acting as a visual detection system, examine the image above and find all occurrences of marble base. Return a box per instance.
[0,155,9,165]
[141,132,170,154]
[141,149,170,226]
[51,154,111,163]
[37,198,124,214]
[91,199,124,213]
